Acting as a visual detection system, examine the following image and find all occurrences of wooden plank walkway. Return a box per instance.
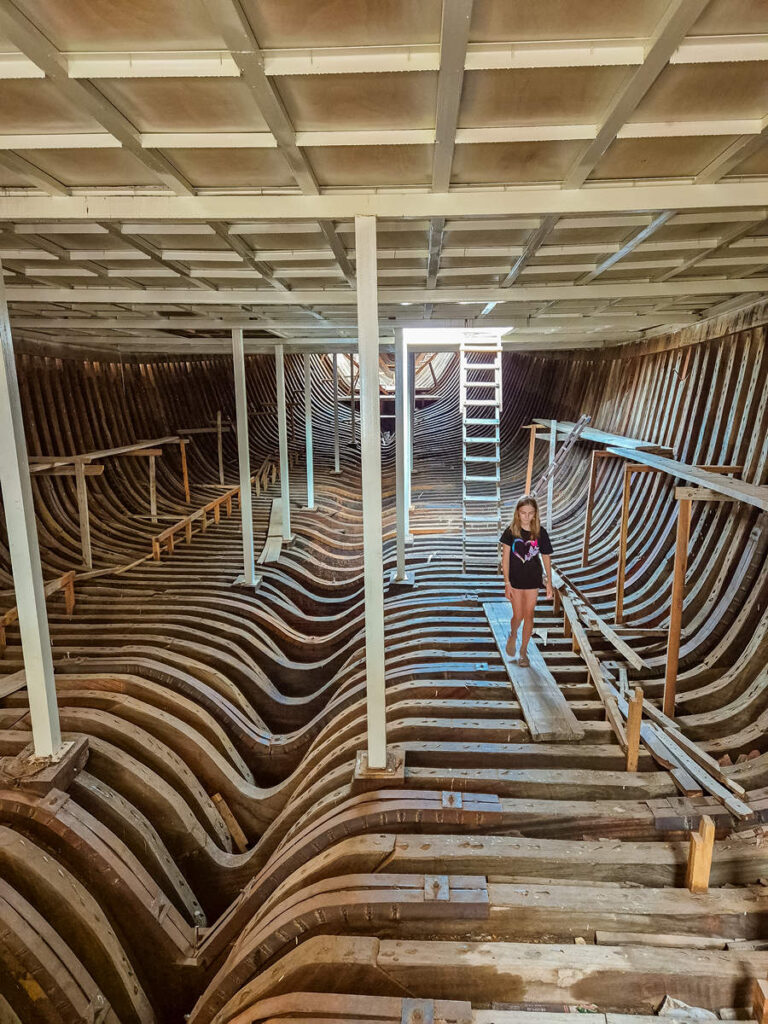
[257,499,284,565]
[483,601,584,743]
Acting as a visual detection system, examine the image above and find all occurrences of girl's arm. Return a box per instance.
[502,545,513,599]
[542,553,553,600]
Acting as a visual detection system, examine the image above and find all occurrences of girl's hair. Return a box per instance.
[510,495,541,539]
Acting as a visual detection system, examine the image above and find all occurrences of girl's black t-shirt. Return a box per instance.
[500,526,553,590]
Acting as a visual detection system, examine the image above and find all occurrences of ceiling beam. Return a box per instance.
[578,212,676,283]
[6,279,766,305]
[0,0,194,195]
[432,0,473,193]
[562,0,713,188]
[205,0,354,287]
[0,151,70,196]
[2,182,764,221]
[499,215,558,287]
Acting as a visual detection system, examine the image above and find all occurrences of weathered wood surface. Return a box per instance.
[0,323,766,1022]
[483,602,583,742]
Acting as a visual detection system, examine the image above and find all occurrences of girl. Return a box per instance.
[500,495,553,667]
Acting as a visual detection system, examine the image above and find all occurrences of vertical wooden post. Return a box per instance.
[546,420,557,529]
[581,449,600,566]
[752,979,768,1024]
[217,409,224,486]
[179,440,190,503]
[625,686,643,772]
[63,575,76,617]
[148,454,157,524]
[686,814,715,894]
[525,424,537,494]
[664,496,692,717]
[615,464,633,624]
[74,458,93,569]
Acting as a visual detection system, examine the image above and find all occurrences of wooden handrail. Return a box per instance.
[151,456,278,562]
[0,570,75,653]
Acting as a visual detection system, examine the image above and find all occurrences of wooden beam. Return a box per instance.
[74,459,92,570]
[675,486,735,501]
[31,464,104,477]
[605,445,768,511]
[217,409,224,486]
[686,814,715,894]
[148,454,157,525]
[664,496,692,717]
[625,686,643,772]
[179,439,190,504]
[616,464,660,622]
[581,449,599,566]
[523,423,541,494]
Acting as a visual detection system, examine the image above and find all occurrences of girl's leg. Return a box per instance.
[507,588,524,656]
[519,589,539,659]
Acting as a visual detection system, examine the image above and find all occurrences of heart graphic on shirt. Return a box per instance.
[511,538,539,563]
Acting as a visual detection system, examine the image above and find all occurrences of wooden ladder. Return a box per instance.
[460,336,503,572]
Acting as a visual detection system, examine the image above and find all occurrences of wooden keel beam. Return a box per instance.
[664,496,691,718]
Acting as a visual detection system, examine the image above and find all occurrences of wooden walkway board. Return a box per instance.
[483,602,584,743]
[257,499,284,565]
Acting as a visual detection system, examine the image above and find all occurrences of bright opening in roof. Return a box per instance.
[403,327,506,347]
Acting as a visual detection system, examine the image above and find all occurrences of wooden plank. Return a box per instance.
[625,687,643,773]
[686,815,715,894]
[482,602,583,743]
[257,498,285,565]
[605,445,768,511]
[675,486,735,501]
[534,418,674,454]
[664,497,691,717]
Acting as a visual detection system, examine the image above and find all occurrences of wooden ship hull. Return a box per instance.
[1,308,767,1023]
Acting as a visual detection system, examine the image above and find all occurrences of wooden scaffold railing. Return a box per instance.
[0,570,76,655]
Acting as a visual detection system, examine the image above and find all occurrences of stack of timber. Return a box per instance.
[0,320,767,1023]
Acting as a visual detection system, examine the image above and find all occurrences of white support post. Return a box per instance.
[275,344,293,541]
[0,258,62,758]
[408,350,416,507]
[355,215,388,769]
[395,328,409,580]
[232,328,256,586]
[303,354,315,509]
[547,419,557,529]
[331,353,341,474]
[349,351,356,446]
[74,458,92,569]
[217,409,224,486]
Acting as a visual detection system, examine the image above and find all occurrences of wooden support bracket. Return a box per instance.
[686,814,715,894]
[626,686,643,772]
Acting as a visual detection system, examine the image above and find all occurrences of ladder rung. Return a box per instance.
[463,494,500,502]
[463,380,500,388]
[463,361,499,369]
[465,456,500,464]
[463,399,498,407]
[464,513,502,522]
[464,474,499,482]
[464,436,499,444]
[463,416,499,425]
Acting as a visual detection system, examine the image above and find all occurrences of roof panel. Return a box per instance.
[0,80,102,132]
[94,79,270,132]
[469,0,670,41]
[14,148,158,186]
[459,67,633,127]
[9,0,223,51]
[241,0,442,48]
[451,141,585,184]
[590,136,740,181]
[631,63,768,122]
[162,148,294,188]
[689,0,768,35]
[304,144,432,186]
[276,73,438,131]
